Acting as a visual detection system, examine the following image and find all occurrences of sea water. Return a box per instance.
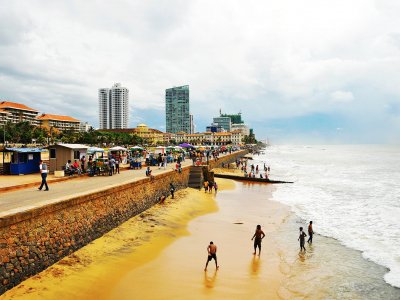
[255,144,400,289]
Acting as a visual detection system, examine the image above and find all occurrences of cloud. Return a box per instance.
[0,0,399,143]
[330,91,354,103]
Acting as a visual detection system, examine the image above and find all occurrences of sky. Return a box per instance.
[0,0,399,144]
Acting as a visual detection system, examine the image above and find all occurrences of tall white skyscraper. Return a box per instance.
[98,83,129,129]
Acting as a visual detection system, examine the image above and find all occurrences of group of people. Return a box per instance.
[298,221,314,251]
[204,222,315,271]
[203,180,218,194]
[65,159,83,175]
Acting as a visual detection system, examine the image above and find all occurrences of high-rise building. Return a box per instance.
[189,113,195,134]
[165,85,190,133]
[98,88,109,129]
[98,83,129,129]
[213,116,232,132]
[220,112,243,124]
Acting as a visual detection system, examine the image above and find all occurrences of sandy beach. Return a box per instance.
[2,177,399,299]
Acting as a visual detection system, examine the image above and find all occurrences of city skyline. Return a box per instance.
[0,1,399,143]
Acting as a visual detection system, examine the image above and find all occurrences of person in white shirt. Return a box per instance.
[38,160,49,191]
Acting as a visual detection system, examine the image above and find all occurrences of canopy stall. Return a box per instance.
[3,147,45,175]
[108,146,128,164]
[87,147,105,155]
[48,144,89,172]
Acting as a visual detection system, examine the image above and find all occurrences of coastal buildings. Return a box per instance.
[100,124,166,145]
[0,101,39,125]
[175,130,244,146]
[231,123,250,136]
[99,83,129,129]
[37,114,80,132]
[213,116,231,132]
[165,85,190,133]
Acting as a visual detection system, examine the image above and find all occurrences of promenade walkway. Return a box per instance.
[0,159,196,219]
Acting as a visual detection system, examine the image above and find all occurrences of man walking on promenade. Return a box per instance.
[298,227,307,251]
[38,160,49,191]
[204,241,219,271]
[307,221,314,244]
[251,225,265,255]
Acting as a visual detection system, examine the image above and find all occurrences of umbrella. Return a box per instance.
[179,143,193,148]
[87,147,105,154]
[109,146,127,151]
[130,146,143,151]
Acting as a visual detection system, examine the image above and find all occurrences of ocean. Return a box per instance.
[255,144,400,289]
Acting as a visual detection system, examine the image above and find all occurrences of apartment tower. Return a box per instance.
[98,83,129,129]
[165,85,190,133]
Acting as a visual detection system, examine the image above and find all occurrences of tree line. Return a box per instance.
[0,121,143,146]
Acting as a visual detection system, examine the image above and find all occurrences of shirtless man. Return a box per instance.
[307,221,314,244]
[204,241,219,271]
[251,225,266,255]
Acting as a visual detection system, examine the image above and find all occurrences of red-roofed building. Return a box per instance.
[0,108,11,126]
[0,101,39,125]
[37,114,80,132]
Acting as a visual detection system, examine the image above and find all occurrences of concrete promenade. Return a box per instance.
[0,159,196,219]
[0,151,242,219]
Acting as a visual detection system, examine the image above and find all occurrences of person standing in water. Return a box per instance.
[251,225,265,255]
[204,241,219,271]
[298,227,307,251]
[307,221,314,244]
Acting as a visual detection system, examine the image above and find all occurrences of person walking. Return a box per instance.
[203,181,208,193]
[298,227,307,251]
[214,182,218,194]
[204,241,219,271]
[38,160,49,191]
[251,225,265,255]
[115,156,120,174]
[208,180,213,193]
[307,221,314,244]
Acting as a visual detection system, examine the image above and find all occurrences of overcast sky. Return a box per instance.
[1,0,399,143]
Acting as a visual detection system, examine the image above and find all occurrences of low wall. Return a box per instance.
[0,168,189,294]
[209,150,248,169]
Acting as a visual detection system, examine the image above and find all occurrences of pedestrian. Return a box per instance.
[170,183,175,199]
[38,160,49,191]
[208,180,213,193]
[115,156,120,174]
[307,221,314,244]
[298,227,307,251]
[204,241,219,271]
[80,155,86,173]
[203,181,208,193]
[109,157,115,176]
[214,182,218,194]
[251,225,265,255]
[163,154,167,170]
[158,154,163,169]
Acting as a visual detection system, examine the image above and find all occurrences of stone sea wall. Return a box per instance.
[0,150,248,294]
[0,168,189,294]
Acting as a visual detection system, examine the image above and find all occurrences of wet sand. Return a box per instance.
[3,179,399,299]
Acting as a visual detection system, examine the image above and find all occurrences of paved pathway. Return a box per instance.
[0,159,195,218]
